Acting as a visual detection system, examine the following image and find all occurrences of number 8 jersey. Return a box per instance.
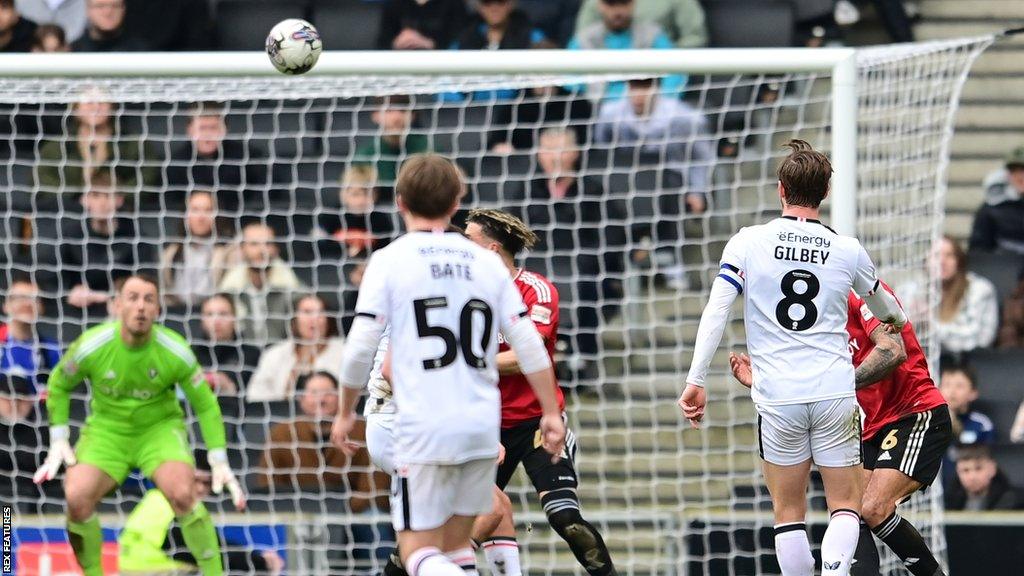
[719,216,880,406]
[354,230,531,465]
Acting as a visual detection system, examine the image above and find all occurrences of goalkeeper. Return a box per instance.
[33,274,246,576]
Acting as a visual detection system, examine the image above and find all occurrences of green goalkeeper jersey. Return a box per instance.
[47,321,226,450]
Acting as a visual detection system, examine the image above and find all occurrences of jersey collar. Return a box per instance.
[781,215,821,224]
[781,215,837,234]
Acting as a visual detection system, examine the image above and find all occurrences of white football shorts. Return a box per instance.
[391,457,496,532]
[755,396,862,468]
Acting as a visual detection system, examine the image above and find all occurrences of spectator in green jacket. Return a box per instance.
[35,86,157,206]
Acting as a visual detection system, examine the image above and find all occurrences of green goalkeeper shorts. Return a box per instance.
[74,417,194,484]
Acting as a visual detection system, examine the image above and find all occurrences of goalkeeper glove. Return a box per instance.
[208,448,246,510]
[33,425,76,484]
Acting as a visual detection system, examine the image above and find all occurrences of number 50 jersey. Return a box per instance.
[718,216,880,406]
[354,230,531,465]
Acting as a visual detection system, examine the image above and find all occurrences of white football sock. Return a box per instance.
[446,546,479,576]
[821,509,862,576]
[482,537,522,576]
[774,523,814,576]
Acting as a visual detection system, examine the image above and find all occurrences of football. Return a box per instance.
[265,19,323,75]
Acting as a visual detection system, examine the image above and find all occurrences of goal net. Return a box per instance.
[0,37,990,575]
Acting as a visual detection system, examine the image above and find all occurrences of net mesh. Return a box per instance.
[0,37,990,575]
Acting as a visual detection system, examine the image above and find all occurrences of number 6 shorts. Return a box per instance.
[755,396,862,468]
[862,405,953,488]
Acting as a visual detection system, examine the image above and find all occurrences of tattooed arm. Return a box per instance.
[855,324,908,389]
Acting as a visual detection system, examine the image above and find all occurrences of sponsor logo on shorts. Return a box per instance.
[877,450,892,462]
[149,368,158,380]
[824,561,841,570]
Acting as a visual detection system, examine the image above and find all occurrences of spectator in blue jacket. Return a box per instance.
[568,0,685,99]
[940,365,994,446]
[1,278,60,422]
[595,77,713,213]
[448,0,550,102]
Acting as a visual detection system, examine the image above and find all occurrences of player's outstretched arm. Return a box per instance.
[34,342,87,484]
[180,362,246,510]
[680,275,739,428]
[855,324,907,389]
[333,315,387,455]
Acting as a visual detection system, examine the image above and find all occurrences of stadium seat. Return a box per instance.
[967,348,1024,443]
[310,0,382,51]
[215,0,309,51]
[786,0,834,23]
[967,249,1024,305]
[704,0,795,47]
[991,443,1024,490]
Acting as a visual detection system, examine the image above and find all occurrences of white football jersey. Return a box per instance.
[354,230,530,465]
[718,216,880,405]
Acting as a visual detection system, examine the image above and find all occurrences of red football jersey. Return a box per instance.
[498,269,565,428]
[847,283,946,441]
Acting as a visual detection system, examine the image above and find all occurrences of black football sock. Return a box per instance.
[871,512,944,576]
[850,520,880,576]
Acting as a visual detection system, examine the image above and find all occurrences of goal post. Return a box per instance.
[0,37,993,575]
[0,47,863,237]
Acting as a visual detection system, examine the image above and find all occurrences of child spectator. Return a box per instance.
[192,294,261,396]
[246,295,344,403]
[160,190,237,309]
[31,23,67,51]
[940,365,995,446]
[376,0,467,50]
[353,95,429,196]
[256,371,388,508]
[218,223,305,345]
[945,445,1023,511]
[317,165,394,258]
[0,0,37,52]
[568,0,686,99]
